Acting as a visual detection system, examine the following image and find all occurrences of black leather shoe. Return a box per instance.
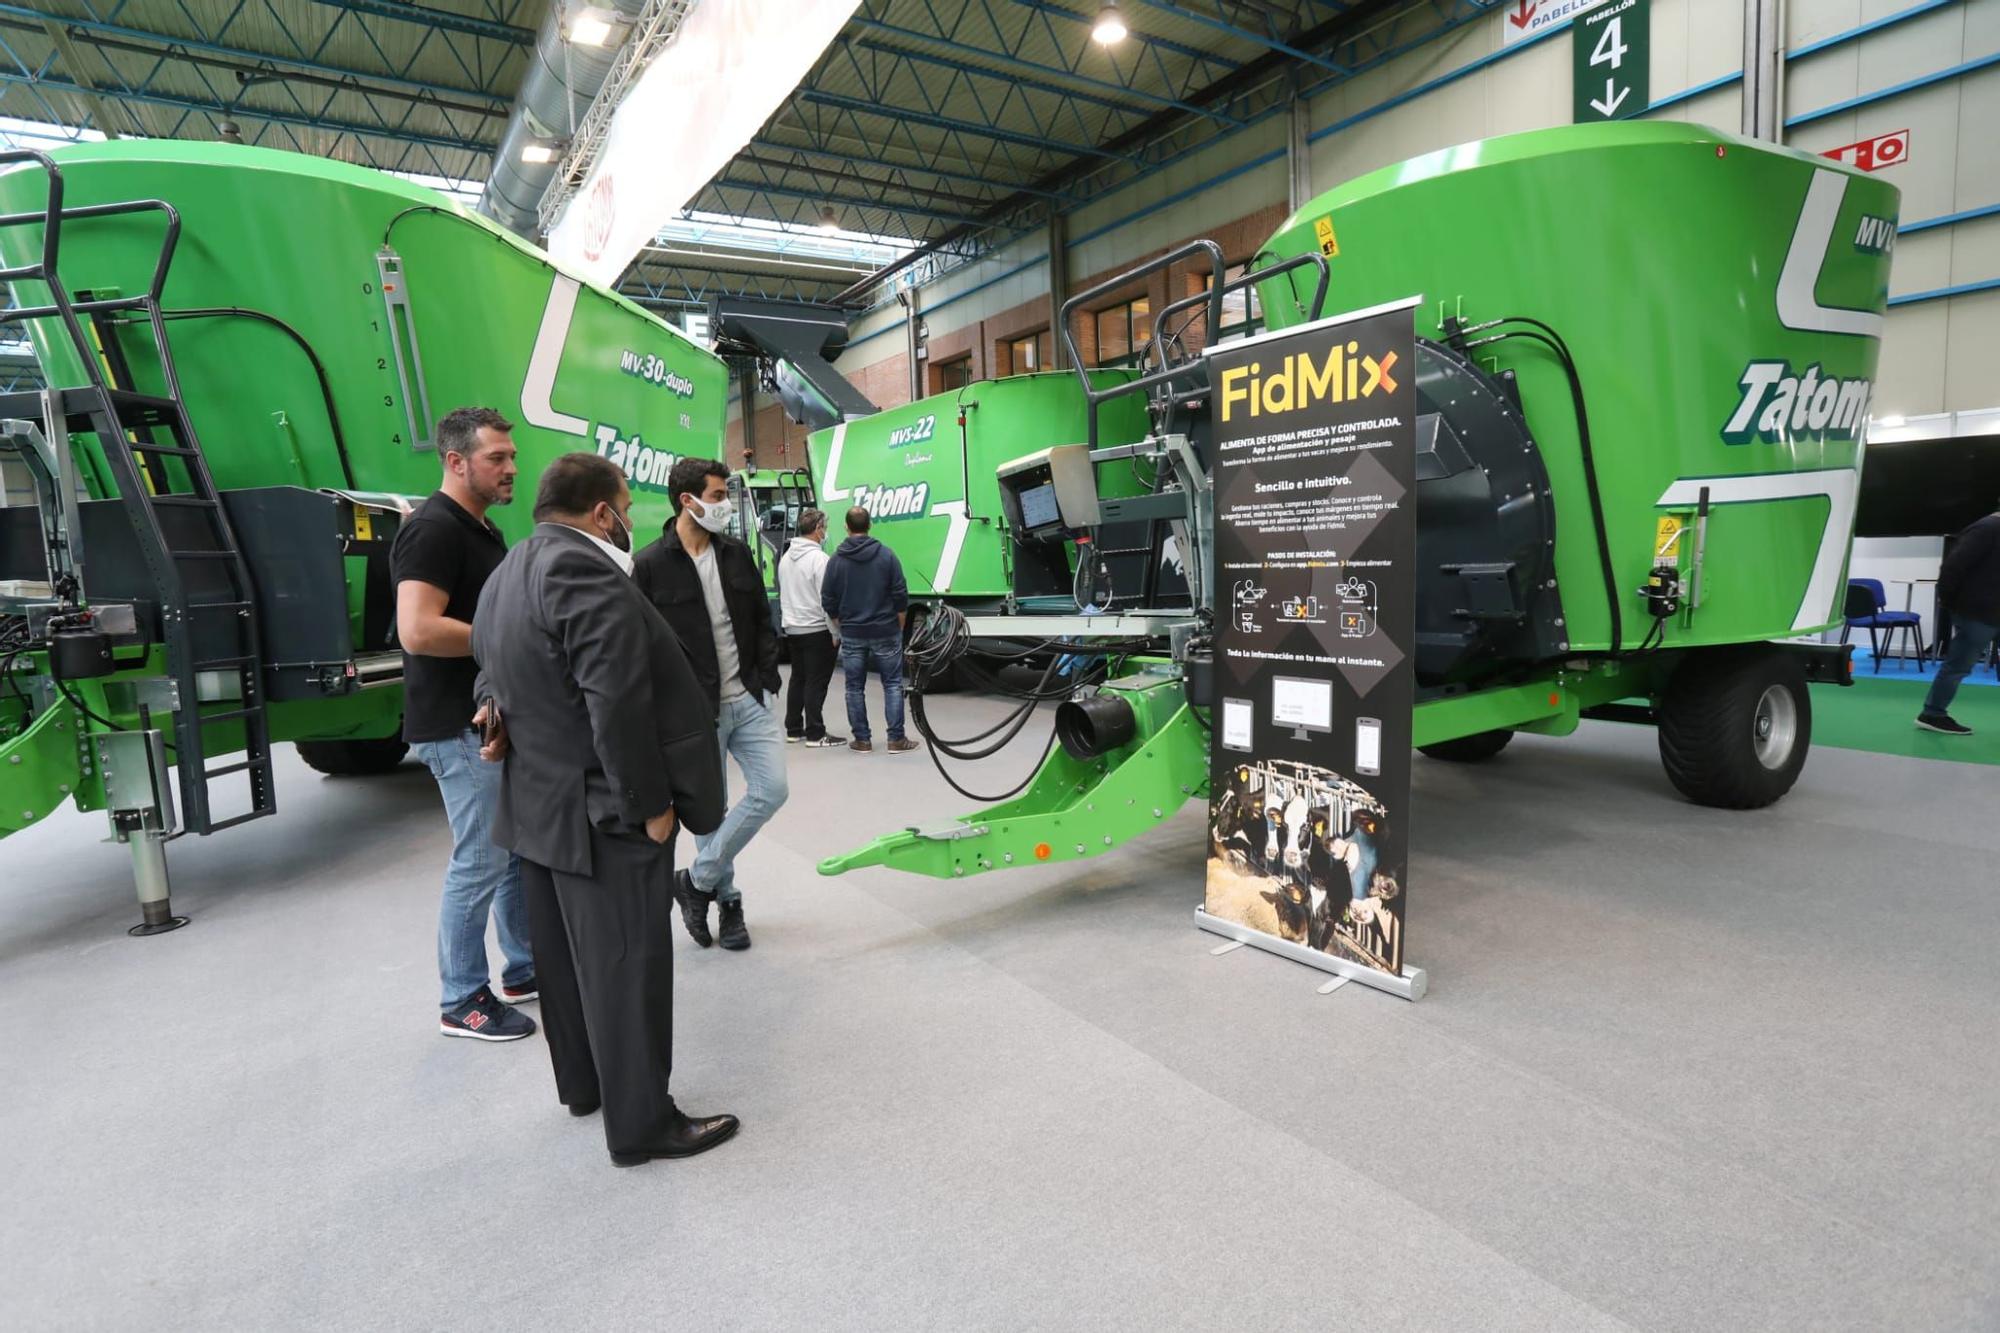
[609,1109,740,1166]
[568,1099,601,1117]
[717,900,750,951]
[674,869,715,948]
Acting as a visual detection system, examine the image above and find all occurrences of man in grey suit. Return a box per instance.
[472,452,738,1168]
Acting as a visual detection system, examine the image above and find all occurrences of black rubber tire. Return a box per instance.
[1657,646,1811,809]
[1418,729,1514,763]
[295,736,410,777]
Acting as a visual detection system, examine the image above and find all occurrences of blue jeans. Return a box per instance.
[414,729,533,1011]
[1923,614,1999,715]
[689,692,790,905]
[841,632,905,743]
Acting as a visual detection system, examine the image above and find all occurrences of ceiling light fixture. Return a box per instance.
[818,205,840,233]
[1092,2,1129,44]
[521,142,558,164]
[567,7,615,46]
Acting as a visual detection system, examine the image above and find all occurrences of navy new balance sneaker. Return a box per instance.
[440,987,537,1042]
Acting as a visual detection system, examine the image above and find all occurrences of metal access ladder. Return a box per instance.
[0,148,275,837]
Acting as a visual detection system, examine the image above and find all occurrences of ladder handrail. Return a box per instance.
[0,148,273,834]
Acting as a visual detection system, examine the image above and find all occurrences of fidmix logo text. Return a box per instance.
[1219,341,1400,423]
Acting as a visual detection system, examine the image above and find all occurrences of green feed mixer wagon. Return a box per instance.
[0,141,726,932]
[820,121,1894,883]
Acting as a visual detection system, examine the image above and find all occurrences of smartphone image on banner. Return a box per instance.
[1355,717,1382,776]
[1220,697,1254,752]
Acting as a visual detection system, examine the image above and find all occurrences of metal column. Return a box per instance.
[1288,97,1313,213]
[1049,212,1071,371]
[737,362,759,469]
[1741,0,1785,140]
[898,284,924,403]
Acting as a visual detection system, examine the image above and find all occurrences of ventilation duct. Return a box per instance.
[479,0,647,239]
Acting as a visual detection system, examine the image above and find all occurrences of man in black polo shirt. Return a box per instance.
[392,406,537,1043]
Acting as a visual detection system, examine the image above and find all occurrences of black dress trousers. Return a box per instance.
[519,824,680,1154]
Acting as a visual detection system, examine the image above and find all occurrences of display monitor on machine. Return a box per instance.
[1017,480,1061,531]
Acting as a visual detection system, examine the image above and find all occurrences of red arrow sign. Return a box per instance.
[1510,0,1538,27]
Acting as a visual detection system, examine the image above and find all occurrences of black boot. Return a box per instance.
[674,869,715,948]
[717,899,751,951]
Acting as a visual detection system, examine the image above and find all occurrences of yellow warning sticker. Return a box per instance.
[353,507,374,542]
[1654,514,1685,560]
[1313,216,1339,256]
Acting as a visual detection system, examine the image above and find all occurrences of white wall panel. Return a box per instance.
[1485,47,1570,134]
[1942,288,2000,408]
[1953,66,2000,210]
[1968,0,2000,51]
[1655,84,1744,122]
[1874,300,1949,411]
[1792,0,1862,47]
[1785,40,1862,110]
[1856,4,1969,86]
[1891,228,1955,292]
[1950,215,2000,283]
[1689,0,1748,75]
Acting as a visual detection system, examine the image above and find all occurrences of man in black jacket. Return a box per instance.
[471,452,736,1167]
[1917,509,2000,735]
[821,506,921,755]
[632,456,787,951]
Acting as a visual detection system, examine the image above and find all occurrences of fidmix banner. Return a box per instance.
[1202,299,1419,984]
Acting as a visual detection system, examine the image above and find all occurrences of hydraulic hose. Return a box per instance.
[150,306,358,489]
[1475,319,1623,656]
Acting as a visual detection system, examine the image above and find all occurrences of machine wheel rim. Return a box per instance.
[1753,684,1799,770]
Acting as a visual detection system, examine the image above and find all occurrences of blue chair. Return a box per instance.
[1841,578,1928,673]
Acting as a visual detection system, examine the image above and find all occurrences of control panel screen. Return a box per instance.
[1018,480,1061,531]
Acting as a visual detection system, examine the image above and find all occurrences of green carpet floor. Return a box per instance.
[1810,676,2000,766]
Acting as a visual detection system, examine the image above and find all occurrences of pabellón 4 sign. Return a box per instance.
[1573,0,1650,122]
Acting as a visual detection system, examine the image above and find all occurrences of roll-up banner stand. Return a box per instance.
[1196,297,1425,1001]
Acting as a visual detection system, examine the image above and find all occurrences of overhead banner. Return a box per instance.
[545,0,861,286]
[1200,299,1421,997]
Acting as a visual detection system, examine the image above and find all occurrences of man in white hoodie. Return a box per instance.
[778,507,845,747]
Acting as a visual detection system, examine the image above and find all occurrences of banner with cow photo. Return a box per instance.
[1201,298,1419,991]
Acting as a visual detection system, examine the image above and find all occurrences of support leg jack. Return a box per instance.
[121,820,187,937]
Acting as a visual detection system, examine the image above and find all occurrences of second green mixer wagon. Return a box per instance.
[819,121,1894,883]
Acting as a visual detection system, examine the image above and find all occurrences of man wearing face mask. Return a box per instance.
[471,452,736,1166]
[391,405,537,1043]
[633,457,786,952]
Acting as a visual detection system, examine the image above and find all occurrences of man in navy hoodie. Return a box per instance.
[821,506,922,754]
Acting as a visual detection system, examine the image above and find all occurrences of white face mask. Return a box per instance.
[686,494,734,534]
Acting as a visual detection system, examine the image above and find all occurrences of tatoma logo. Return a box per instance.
[593,422,678,491]
[851,481,930,522]
[1219,340,1400,422]
[1722,361,1871,444]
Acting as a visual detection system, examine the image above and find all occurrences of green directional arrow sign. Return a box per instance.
[1573,0,1649,122]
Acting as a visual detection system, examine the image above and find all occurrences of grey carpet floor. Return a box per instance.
[2,685,1996,1331]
